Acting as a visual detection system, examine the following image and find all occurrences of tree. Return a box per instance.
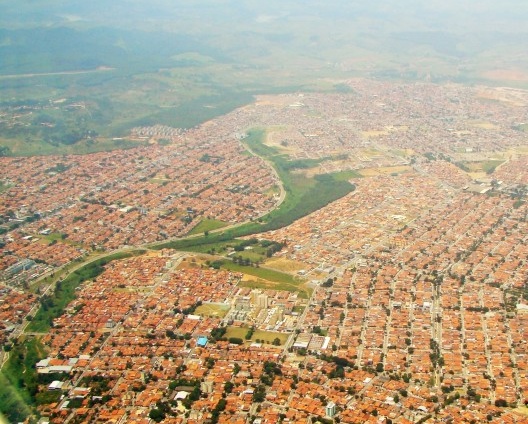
[495,399,508,407]
[252,385,266,402]
[149,409,165,422]
[272,337,281,346]
[224,381,234,393]
[322,278,334,288]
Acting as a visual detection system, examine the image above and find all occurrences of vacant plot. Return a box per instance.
[264,126,299,154]
[457,159,505,175]
[225,326,250,340]
[264,257,308,273]
[512,406,528,418]
[220,261,298,284]
[482,160,505,173]
[253,330,290,345]
[239,276,311,299]
[362,129,389,137]
[467,120,498,130]
[359,165,412,177]
[0,181,13,193]
[194,303,230,318]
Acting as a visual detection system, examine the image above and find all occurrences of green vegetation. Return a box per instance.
[0,180,13,193]
[40,232,69,243]
[0,67,257,156]
[0,338,46,423]
[241,281,310,299]
[482,160,504,174]
[224,327,288,346]
[219,129,355,233]
[208,258,311,297]
[188,219,228,235]
[292,305,305,314]
[27,249,145,333]
[154,129,354,253]
[225,327,248,341]
[151,130,350,298]
[331,169,363,181]
[454,161,471,172]
[218,260,296,284]
[0,372,33,423]
[253,330,289,345]
[194,303,230,318]
[183,237,274,258]
[35,389,62,406]
[202,240,284,266]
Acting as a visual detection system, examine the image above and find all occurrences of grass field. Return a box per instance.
[177,253,303,291]
[292,305,305,314]
[225,326,249,340]
[179,239,270,265]
[264,257,308,273]
[219,261,297,284]
[331,169,363,181]
[194,303,230,318]
[456,159,505,175]
[253,330,290,345]
[481,160,505,174]
[188,219,228,236]
[224,327,289,346]
[203,257,312,298]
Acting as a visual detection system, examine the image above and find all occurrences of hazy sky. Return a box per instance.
[2,0,528,32]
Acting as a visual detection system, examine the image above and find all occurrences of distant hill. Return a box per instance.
[1,0,528,78]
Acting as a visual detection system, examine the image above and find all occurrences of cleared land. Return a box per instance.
[359,165,413,177]
[224,327,288,346]
[264,257,309,274]
[194,303,230,318]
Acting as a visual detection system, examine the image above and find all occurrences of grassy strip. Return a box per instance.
[0,181,13,194]
[0,338,46,423]
[27,250,145,333]
[0,372,33,423]
[154,129,355,250]
[331,169,363,181]
[217,261,298,284]
[188,219,228,235]
[481,160,504,174]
